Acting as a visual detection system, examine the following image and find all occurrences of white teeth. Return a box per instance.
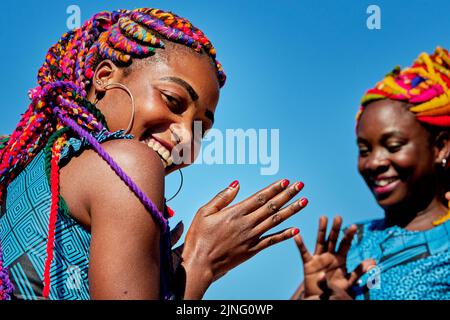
[376,180,389,187]
[153,141,161,150]
[162,150,170,160]
[145,138,174,168]
[374,178,397,187]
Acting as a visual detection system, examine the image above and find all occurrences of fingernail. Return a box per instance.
[229,180,239,188]
[281,179,290,188]
[295,182,304,191]
[292,228,300,236]
[299,198,308,207]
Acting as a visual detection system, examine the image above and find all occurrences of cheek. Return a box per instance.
[134,90,168,124]
[357,158,366,174]
[391,147,434,177]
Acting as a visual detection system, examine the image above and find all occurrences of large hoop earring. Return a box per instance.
[166,169,184,202]
[94,82,136,134]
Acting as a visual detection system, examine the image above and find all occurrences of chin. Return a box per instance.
[372,188,409,211]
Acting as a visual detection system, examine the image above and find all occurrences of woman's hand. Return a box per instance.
[293,216,375,300]
[181,179,308,299]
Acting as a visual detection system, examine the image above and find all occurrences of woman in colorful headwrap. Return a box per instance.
[292,47,450,300]
[0,8,309,300]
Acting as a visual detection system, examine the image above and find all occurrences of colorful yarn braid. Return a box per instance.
[358,46,450,225]
[0,8,226,300]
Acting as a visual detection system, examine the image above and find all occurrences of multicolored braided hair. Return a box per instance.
[0,8,226,300]
[357,46,450,225]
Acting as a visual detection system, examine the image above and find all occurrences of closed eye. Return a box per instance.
[161,92,186,114]
[386,144,402,153]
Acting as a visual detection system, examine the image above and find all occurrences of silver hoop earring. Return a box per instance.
[443,158,448,168]
[94,82,136,134]
[166,169,184,202]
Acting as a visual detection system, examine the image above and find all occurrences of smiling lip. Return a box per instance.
[371,177,400,196]
[150,135,174,153]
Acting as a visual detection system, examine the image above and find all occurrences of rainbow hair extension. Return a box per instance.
[0,8,226,300]
[358,46,450,225]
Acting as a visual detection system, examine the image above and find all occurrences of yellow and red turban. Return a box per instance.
[358,46,450,127]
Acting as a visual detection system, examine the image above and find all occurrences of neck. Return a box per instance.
[384,196,448,231]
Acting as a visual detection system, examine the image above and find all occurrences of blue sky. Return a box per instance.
[2,0,450,299]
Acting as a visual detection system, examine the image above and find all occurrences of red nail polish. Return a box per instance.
[229,180,239,188]
[292,228,300,236]
[295,182,304,191]
[281,179,290,188]
[299,198,308,207]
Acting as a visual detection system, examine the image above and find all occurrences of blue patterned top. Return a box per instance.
[0,129,133,300]
[346,218,450,300]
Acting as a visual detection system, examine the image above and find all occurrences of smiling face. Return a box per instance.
[357,99,441,212]
[88,42,220,175]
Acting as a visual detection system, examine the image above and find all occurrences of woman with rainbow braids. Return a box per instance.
[292,47,450,300]
[0,8,309,300]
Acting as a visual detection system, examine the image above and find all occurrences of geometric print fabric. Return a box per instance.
[0,151,91,300]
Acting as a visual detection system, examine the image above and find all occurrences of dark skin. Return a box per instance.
[60,43,308,299]
[292,99,450,299]
[357,100,449,230]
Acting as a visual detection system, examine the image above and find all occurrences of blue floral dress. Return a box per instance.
[347,218,450,300]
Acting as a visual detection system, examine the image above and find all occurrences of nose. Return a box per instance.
[364,148,390,174]
[169,121,193,146]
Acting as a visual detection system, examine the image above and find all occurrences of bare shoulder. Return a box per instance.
[97,138,165,176]
[60,138,165,229]
[69,139,166,299]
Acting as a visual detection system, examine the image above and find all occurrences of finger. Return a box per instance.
[314,216,328,255]
[294,234,313,263]
[347,259,377,286]
[171,243,184,270]
[304,295,321,300]
[170,221,184,247]
[318,273,332,300]
[248,181,305,224]
[317,272,328,293]
[229,179,294,215]
[199,180,240,216]
[337,224,357,257]
[254,197,308,235]
[327,216,343,253]
[250,227,299,253]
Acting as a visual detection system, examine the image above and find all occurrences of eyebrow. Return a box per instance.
[357,130,405,144]
[159,76,199,102]
[159,76,214,124]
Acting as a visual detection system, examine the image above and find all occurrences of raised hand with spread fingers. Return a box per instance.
[292,216,376,300]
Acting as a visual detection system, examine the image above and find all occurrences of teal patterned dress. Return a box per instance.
[347,218,450,300]
[0,129,163,300]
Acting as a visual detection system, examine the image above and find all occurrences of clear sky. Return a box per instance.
[2,0,450,299]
